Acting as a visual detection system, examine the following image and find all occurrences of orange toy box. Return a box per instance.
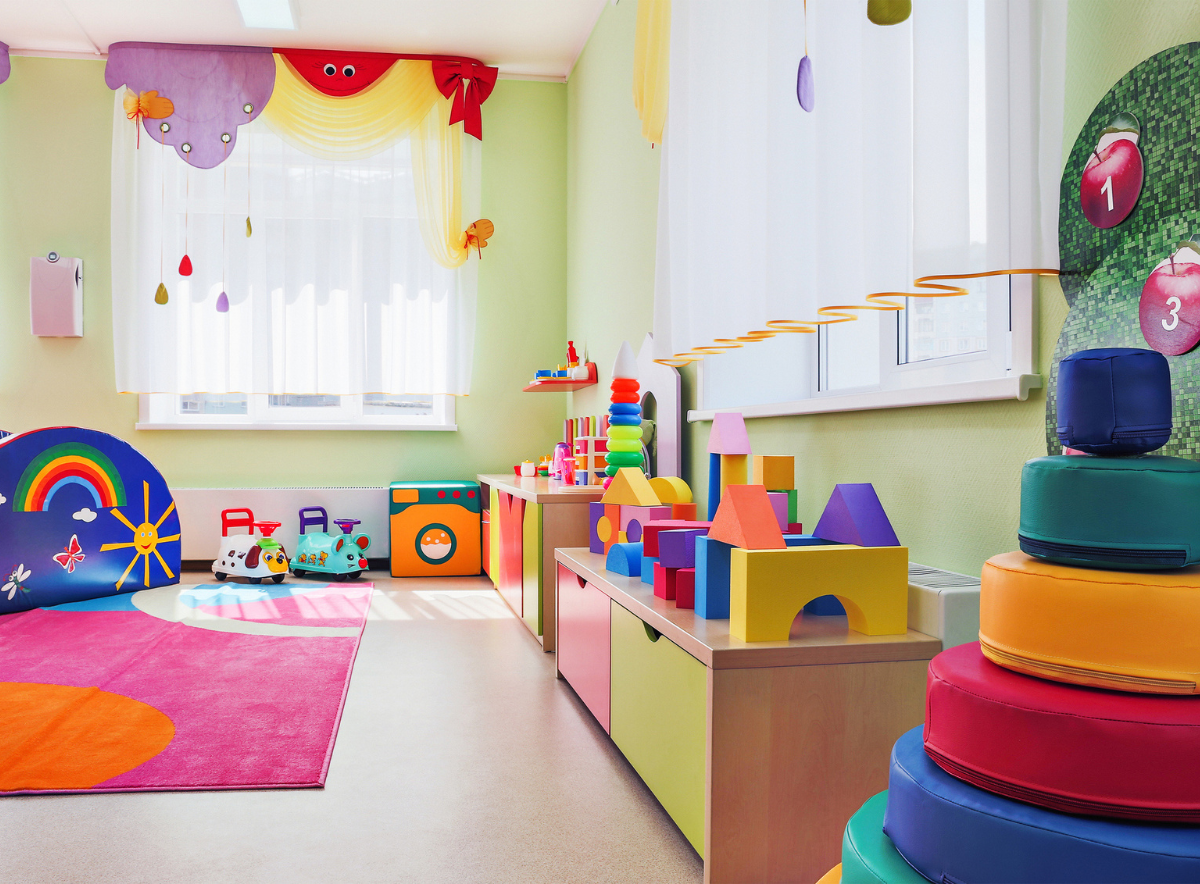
[389,481,481,577]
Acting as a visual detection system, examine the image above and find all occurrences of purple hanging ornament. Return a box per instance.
[216,292,229,313]
[797,55,814,112]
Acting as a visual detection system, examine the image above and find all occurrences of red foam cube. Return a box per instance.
[653,562,677,600]
[675,568,696,609]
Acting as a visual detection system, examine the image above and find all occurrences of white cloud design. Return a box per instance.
[73,507,97,523]
[0,493,6,504]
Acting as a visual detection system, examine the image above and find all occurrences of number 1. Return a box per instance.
[1101,175,1114,212]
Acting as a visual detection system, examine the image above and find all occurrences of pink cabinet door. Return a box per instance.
[556,563,611,732]
[496,492,525,618]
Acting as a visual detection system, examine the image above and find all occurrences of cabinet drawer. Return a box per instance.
[556,564,611,732]
[610,600,708,856]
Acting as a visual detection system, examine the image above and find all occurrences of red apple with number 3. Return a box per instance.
[1080,112,1143,229]
[1140,241,1200,355]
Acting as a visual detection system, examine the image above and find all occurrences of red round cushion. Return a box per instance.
[925,642,1200,822]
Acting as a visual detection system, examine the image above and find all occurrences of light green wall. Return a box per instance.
[566,0,660,422]
[565,0,1200,577]
[0,56,566,487]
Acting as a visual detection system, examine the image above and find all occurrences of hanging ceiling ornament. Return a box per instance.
[464,219,494,258]
[123,88,174,148]
[797,0,814,112]
[0,42,10,85]
[106,43,275,169]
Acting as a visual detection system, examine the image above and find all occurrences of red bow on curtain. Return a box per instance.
[431,60,499,140]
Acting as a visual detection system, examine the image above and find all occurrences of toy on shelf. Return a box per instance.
[212,508,289,584]
[605,341,646,484]
[523,340,598,392]
[291,506,370,580]
[573,436,608,486]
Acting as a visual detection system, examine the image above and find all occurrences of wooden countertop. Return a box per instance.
[556,548,941,670]
[478,474,606,504]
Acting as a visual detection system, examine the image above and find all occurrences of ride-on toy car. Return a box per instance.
[212,508,290,584]
[291,506,371,580]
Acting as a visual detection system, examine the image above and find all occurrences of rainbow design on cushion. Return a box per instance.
[12,442,127,512]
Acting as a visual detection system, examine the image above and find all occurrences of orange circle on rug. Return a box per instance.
[0,682,174,791]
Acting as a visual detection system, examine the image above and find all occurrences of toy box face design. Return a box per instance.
[211,508,289,584]
[390,481,481,577]
[0,427,181,613]
[291,507,370,580]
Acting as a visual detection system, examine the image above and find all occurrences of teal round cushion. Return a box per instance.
[842,791,929,884]
[1019,455,1200,569]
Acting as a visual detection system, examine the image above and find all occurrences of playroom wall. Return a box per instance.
[0,56,567,488]
[564,0,1200,578]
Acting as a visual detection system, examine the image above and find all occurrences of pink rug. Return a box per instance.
[0,581,372,794]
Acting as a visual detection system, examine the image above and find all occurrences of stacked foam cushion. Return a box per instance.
[821,349,1200,882]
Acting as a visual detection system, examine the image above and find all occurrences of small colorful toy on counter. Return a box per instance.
[291,507,371,580]
[212,508,290,584]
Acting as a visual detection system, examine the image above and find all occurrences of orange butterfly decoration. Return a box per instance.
[123,88,174,148]
[464,219,494,258]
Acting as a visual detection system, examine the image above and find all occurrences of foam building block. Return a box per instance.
[720,454,749,497]
[787,522,804,534]
[753,455,795,491]
[642,520,712,557]
[672,502,697,520]
[601,467,661,507]
[653,562,677,600]
[782,534,846,616]
[813,483,900,547]
[784,489,798,523]
[606,542,643,578]
[676,568,696,609]
[708,412,752,455]
[641,554,659,585]
[708,453,722,521]
[766,491,789,530]
[648,476,692,504]
[708,485,787,550]
[658,529,707,569]
[730,544,909,641]
[590,502,624,555]
[620,504,672,543]
[695,535,731,619]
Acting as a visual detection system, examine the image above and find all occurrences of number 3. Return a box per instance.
[1164,296,1182,331]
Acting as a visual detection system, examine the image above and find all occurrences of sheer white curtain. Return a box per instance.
[111,94,479,396]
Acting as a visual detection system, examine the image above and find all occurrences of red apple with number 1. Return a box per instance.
[1080,112,1143,229]
[1140,240,1200,355]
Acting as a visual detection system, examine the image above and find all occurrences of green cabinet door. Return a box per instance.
[609,601,708,855]
[522,501,542,635]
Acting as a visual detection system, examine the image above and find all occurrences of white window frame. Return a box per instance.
[691,1,1046,421]
[137,392,457,431]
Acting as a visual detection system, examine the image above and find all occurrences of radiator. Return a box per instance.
[173,487,391,561]
[908,562,981,650]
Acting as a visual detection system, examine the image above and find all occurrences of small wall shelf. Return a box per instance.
[523,362,597,392]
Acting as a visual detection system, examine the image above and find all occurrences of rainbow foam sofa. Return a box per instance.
[0,427,181,614]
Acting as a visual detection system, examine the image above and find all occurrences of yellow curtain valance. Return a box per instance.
[634,0,670,145]
[262,54,471,269]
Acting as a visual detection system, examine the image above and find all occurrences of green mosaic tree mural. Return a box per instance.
[1049,43,1200,458]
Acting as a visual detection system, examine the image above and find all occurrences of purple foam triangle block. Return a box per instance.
[813,483,900,547]
[707,412,752,455]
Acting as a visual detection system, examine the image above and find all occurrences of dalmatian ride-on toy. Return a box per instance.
[212,508,290,584]
[291,506,371,580]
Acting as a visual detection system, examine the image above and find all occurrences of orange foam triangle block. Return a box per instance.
[707,484,786,550]
[707,412,752,455]
[600,467,661,506]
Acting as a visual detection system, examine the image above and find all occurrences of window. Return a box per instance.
[112,95,477,431]
[661,0,1063,418]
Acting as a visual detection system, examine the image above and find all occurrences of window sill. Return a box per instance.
[688,374,1042,421]
[135,421,458,432]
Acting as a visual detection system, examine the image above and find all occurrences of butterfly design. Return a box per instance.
[464,219,494,258]
[123,88,174,148]
[3,565,31,601]
[53,535,86,573]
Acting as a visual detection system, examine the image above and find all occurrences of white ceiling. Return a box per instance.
[0,0,610,80]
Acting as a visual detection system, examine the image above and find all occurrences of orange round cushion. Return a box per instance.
[980,551,1200,694]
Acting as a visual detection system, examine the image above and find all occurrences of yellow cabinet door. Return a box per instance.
[522,501,542,635]
[609,601,708,855]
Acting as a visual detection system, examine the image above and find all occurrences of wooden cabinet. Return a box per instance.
[477,475,603,651]
[610,601,708,855]
[555,564,611,731]
[555,547,940,884]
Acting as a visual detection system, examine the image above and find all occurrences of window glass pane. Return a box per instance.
[267,395,341,408]
[178,394,248,415]
[823,314,880,391]
[363,394,433,416]
[904,280,988,363]
[702,334,813,410]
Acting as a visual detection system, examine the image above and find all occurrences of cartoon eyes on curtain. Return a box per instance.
[322,63,356,78]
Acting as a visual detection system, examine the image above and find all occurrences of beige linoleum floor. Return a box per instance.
[0,575,703,884]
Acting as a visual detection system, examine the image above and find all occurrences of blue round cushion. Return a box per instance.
[883,727,1200,883]
[608,402,642,416]
[1056,348,1171,455]
[607,414,642,426]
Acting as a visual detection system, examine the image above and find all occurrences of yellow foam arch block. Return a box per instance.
[648,475,692,504]
[981,551,1200,693]
[816,865,842,884]
[730,545,909,641]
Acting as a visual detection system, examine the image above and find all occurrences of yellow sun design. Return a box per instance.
[99,481,180,590]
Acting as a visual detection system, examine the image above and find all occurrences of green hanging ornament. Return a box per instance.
[246,217,253,238]
[154,282,169,305]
